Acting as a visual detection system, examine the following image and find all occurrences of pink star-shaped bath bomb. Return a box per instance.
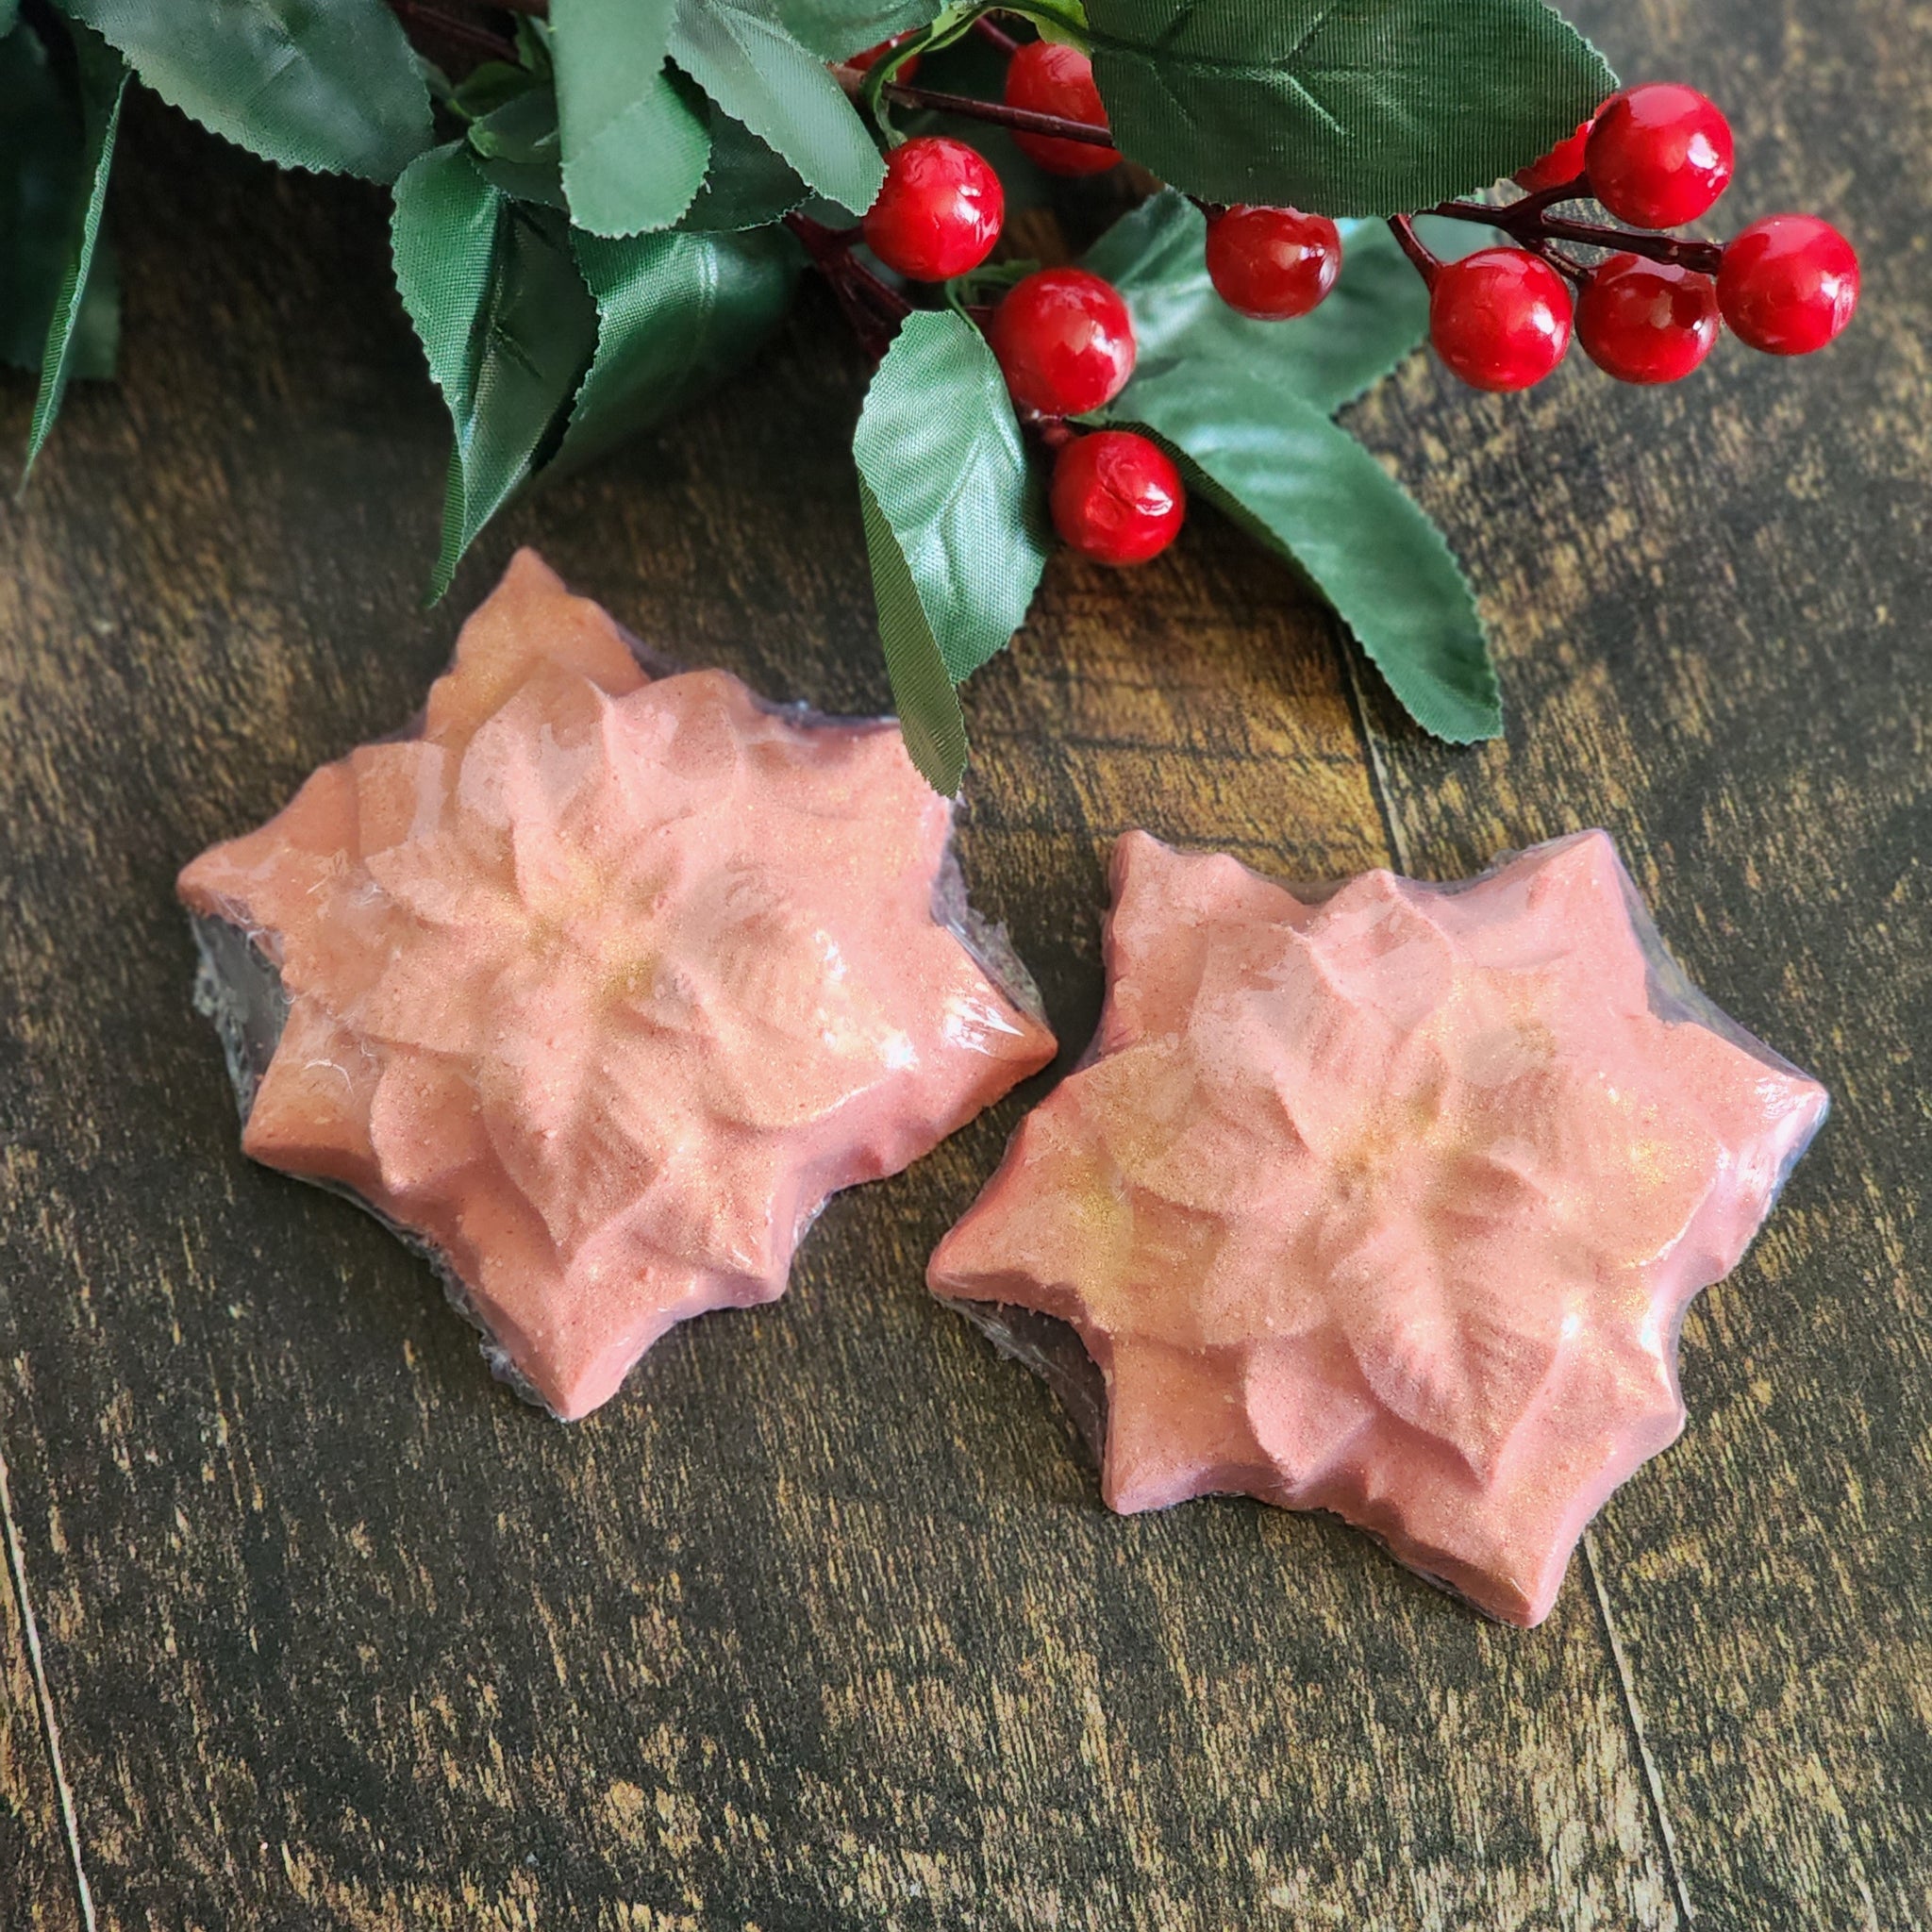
[929,830,1827,1624]
[181,550,1056,1418]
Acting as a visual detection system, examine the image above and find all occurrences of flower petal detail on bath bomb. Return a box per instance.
[182,550,1056,1419]
[928,830,1827,1626]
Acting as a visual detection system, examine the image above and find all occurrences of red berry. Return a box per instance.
[1586,84,1734,228]
[862,136,1004,281]
[1428,248,1574,392]
[1003,41,1120,176]
[1051,431,1185,567]
[1514,119,1593,192]
[990,268,1137,418]
[1719,214,1860,356]
[846,33,921,80]
[1577,255,1721,383]
[1204,206,1342,321]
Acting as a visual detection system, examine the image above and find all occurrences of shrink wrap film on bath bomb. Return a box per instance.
[929,830,1827,1625]
[181,551,1056,1419]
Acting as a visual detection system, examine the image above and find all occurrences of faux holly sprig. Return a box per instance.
[1,0,1857,797]
[799,36,1857,784]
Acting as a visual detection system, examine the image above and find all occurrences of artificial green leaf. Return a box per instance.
[675,105,808,231]
[770,0,940,60]
[859,475,969,794]
[21,24,125,481]
[552,0,711,237]
[1084,191,1428,418]
[450,60,541,125]
[391,145,599,597]
[1027,2,1091,51]
[65,235,119,382]
[1084,0,1613,215]
[421,55,458,117]
[54,0,431,181]
[556,225,800,473]
[516,16,555,76]
[1107,366,1499,741]
[3,17,82,370]
[669,0,884,214]
[468,85,567,208]
[1081,188,1504,740]
[853,311,1049,788]
[855,311,1049,684]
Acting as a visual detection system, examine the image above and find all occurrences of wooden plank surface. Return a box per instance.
[1350,3,1932,1924]
[0,0,1924,1924]
[0,1438,80,1932]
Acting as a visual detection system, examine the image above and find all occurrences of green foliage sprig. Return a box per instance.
[3,0,1626,790]
[1091,194,1502,744]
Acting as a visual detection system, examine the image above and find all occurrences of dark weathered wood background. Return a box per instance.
[4,1,1927,1925]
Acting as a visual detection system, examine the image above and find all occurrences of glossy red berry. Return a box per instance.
[991,268,1137,418]
[1719,214,1860,356]
[1514,118,1593,192]
[1003,41,1121,176]
[846,33,921,81]
[1586,84,1734,228]
[1577,255,1721,383]
[1204,206,1343,321]
[1428,248,1574,391]
[1051,431,1186,567]
[862,136,1004,281]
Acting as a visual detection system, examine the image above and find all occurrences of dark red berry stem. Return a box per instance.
[785,212,912,363]
[973,14,1023,55]
[1522,237,1590,287]
[1508,177,1593,224]
[1531,216,1724,276]
[1387,214,1441,287]
[1425,196,1725,277]
[833,64,1117,148]
[390,0,519,63]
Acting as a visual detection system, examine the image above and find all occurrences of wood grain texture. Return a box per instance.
[0,0,1923,1923]
[0,105,1675,1932]
[0,1433,81,1932]
[1341,4,1932,1926]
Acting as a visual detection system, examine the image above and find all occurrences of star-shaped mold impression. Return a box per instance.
[181,551,1056,1419]
[928,830,1828,1625]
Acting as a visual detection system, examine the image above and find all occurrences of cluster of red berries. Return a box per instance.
[849,50,1859,567]
[1430,83,1860,391]
[859,41,1186,567]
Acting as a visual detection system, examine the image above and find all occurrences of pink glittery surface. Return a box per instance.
[928,830,1828,1625]
[180,551,1056,1419]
